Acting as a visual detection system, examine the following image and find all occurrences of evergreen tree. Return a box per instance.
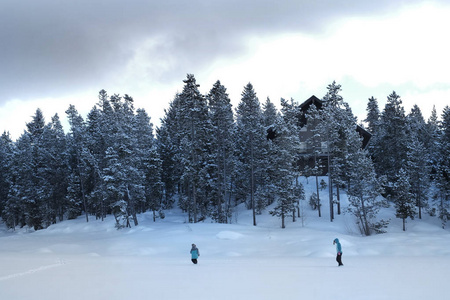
[393,168,416,231]
[26,108,45,138]
[347,149,385,235]
[207,80,236,223]
[103,147,130,228]
[176,74,212,223]
[304,104,325,217]
[407,105,428,148]
[25,109,49,230]
[0,132,14,225]
[235,83,266,226]
[280,97,304,221]
[65,105,90,221]
[365,96,380,135]
[258,97,278,212]
[156,95,183,207]
[0,132,13,215]
[365,96,380,158]
[436,106,450,227]
[3,133,33,228]
[86,101,109,220]
[314,81,360,221]
[268,111,303,228]
[135,108,163,221]
[5,109,49,230]
[425,106,440,180]
[373,91,408,184]
[113,94,144,226]
[145,145,164,221]
[263,97,278,129]
[40,114,68,226]
[405,134,430,220]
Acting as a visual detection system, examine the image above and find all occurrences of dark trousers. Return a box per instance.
[191,259,198,264]
[336,253,343,266]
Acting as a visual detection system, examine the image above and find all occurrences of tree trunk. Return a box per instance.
[316,174,321,217]
[329,176,333,222]
[76,155,89,223]
[327,140,333,222]
[360,194,370,236]
[126,186,138,226]
[193,185,198,223]
[251,134,256,226]
[418,184,422,219]
[337,185,341,215]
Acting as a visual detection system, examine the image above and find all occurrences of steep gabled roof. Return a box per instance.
[356,125,372,149]
[298,95,322,128]
[299,95,372,149]
[299,95,322,113]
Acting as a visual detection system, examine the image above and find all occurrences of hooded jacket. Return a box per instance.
[190,244,200,259]
[334,238,342,254]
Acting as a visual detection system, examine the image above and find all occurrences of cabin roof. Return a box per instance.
[299,95,372,149]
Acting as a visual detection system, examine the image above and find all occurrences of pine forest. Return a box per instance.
[0,74,449,235]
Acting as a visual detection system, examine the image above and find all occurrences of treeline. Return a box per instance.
[0,74,449,233]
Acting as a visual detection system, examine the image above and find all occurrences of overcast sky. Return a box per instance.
[1,0,449,139]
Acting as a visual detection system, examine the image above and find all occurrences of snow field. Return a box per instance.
[1,177,450,299]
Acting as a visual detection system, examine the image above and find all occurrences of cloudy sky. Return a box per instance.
[1,0,449,139]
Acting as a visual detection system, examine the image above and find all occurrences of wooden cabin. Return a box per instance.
[297,95,371,174]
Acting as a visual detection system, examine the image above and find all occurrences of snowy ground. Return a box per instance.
[1,178,450,300]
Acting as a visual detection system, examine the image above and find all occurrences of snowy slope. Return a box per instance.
[1,177,450,300]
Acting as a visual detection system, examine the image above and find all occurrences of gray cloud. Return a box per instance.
[0,0,426,103]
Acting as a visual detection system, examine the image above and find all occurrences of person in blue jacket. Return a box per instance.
[333,238,343,266]
[190,243,200,264]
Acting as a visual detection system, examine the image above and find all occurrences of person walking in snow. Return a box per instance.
[333,238,343,266]
[190,243,200,264]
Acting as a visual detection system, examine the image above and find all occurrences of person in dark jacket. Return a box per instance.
[333,238,343,266]
[190,244,200,264]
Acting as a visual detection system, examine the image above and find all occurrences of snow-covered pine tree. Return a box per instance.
[258,97,278,212]
[86,95,111,220]
[280,97,303,221]
[3,133,33,229]
[8,108,49,230]
[207,80,236,223]
[436,106,450,227]
[373,91,408,185]
[406,106,430,220]
[0,133,12,211]
[321,82,345,220]
[317,81,359,220]
[365,96,380,135]
[65,105,90,221]
[0,132,14,227]
[135,108,163,221]
[304,103,324,217]
[115,94,145,226]
[235,83,266,226]
[40,114,69,227]
[408,105,427,144]
[103,147,129,228]
[425,106,440,181]
[146,145,164,221]
[268,110,303,228]
[364,96,380,157]
[156,94,184,207]
[176,74,212,223]
[393,168,416,231]
[347,149,384,236]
